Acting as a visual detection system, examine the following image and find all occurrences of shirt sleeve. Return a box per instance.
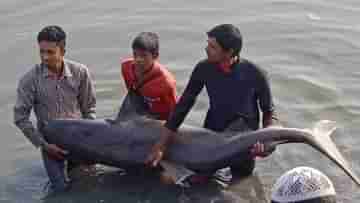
[13,73,46,148]
[154,83,177,120]
[255,67,276,116]
[121,60,133,90]
[78,67,96,119]
[165,63,205,131]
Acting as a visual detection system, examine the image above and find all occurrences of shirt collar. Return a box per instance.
[42,59,73,79]
[131,60,161,78]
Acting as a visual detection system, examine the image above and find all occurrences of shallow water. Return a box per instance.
[1,0,360,202]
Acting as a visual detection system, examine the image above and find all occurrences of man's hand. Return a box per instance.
[250,141,276,158]
[43,143,68,160]
[145,142,165,167]
[145,127,175,167]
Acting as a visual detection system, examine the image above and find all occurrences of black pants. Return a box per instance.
[230,157,256,177]
[215,116,256,179]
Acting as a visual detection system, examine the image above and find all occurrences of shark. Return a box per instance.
[42,92,360,186]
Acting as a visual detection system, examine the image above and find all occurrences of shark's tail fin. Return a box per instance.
[310,120,360,186]
[311,120,337,139]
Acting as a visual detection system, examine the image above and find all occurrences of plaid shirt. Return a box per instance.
[14,59,96,148]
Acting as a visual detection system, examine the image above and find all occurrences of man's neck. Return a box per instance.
[47,61,64,78]
[228,56,239,66]
[135,63,154,80]
[218,56,239,73]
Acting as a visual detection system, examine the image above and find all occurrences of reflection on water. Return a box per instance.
[41,169,269,203]
[0,162,271,203]
[227,172,269,203]
[179,171,269,203]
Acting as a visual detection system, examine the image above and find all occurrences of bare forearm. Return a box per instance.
[146,126,177,166]
[263,111,277,128]
[158,127,176,151]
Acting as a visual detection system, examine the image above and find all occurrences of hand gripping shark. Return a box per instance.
[42,92,360,186]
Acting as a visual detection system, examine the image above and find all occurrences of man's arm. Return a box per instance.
[121,59,134,90]
[164,64,205,131]
[78,67,96,119]
[153,85,177,120]
[14,70,69,159]
[251,111,278,157]
[263,111,277,128]
[14,74,46,148]
[146,63,205,166]
[255,67,277,128]
[252,66,278,157]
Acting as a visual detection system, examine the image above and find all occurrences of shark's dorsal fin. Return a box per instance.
[114,91,150,123]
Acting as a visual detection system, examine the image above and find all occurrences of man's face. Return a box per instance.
[133,48,156,72]
[39,41,64,69]
[205,37,229,63]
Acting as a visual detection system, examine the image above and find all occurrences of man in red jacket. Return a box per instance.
[121,32,177,120]
[121,32,180,183]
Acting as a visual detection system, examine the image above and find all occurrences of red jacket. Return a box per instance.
[121,58,177,120]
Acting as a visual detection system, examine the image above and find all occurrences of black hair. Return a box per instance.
[271,195,337,203]
[37,25,66,49]
[207,24,242,57]
[131,32,159,57]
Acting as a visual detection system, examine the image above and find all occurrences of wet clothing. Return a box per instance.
[14,59,96,192]
[165,58,275,132]
[121,58,177,120]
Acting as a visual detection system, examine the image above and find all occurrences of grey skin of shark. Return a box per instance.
[42,92,360,186]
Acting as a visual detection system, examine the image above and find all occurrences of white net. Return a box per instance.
[271,166,336,202]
